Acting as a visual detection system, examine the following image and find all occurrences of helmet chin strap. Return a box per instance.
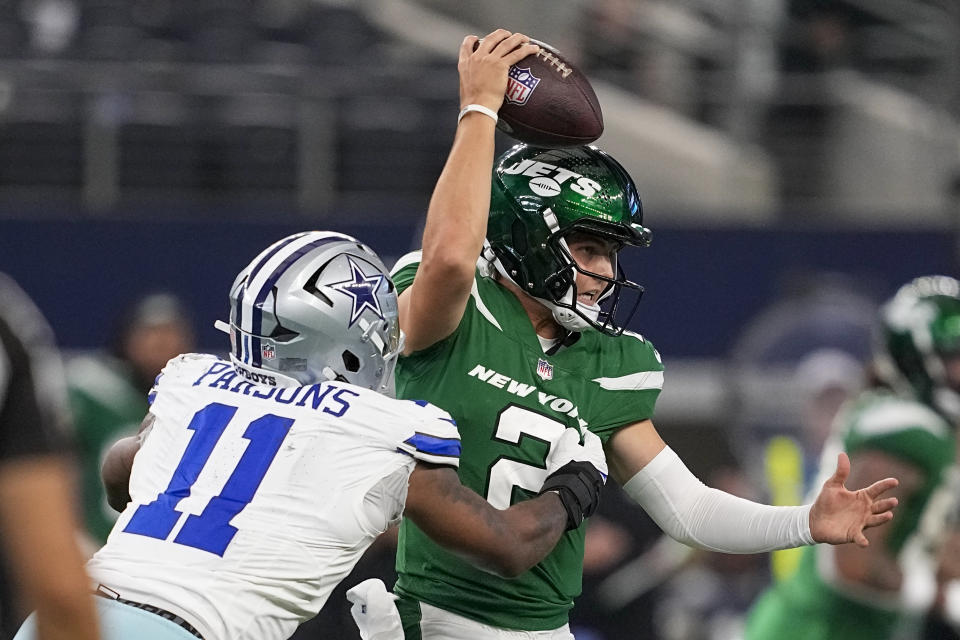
[542,285,600,332]
[483,242,598,333]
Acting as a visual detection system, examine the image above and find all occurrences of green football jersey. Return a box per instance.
[67,355,147,543]
[745,390,955,640]
[391,254,664,631]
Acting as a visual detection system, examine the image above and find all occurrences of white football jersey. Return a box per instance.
[87,353,460,640]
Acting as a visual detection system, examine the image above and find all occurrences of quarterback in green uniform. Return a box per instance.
[745,276,960,640]
[387,28,902,639]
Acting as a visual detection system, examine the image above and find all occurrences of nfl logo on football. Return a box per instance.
[536,358,553,381]
[261,343,276,360]
[506,66,540,105]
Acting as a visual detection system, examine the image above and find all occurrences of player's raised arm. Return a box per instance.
[404,429,606,578]
[399,30,538,354]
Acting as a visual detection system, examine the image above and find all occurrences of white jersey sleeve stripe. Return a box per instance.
[592,370,664,391]
[390,251,423,277]
[470,278,503,331]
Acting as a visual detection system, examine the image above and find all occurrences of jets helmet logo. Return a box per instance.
[330,257,386,327]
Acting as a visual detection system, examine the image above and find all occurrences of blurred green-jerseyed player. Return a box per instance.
[746,276,960,640]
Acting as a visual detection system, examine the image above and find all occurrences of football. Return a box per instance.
[492,39,603,147]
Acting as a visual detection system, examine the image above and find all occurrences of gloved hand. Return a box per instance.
[346,578,403,640]
[540,428,607,530]
[546,427,607,480]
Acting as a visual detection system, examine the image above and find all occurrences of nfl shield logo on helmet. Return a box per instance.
[506,66,540,105]
[261,343,276,360]
[536,358,554,381]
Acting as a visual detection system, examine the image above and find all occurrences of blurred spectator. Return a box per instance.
[568,427,769,640]
[793,349,865,470]
[0,273,98,640]
[726,274,877,589]
[20,0,78,56]
[729,273,877,520]
[652,466,769,640]
[66,292,195,545]
[780,0,854,73]
[567,484,663,640]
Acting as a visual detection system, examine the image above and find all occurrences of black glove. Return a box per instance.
[539,460,604,531]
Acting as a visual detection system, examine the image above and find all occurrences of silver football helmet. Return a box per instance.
[218,231,403,393]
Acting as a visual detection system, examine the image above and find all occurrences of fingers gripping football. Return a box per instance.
[458,30,538,115]
[540,428,608,530]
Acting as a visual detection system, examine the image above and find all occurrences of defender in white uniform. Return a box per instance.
[16,232,607,640]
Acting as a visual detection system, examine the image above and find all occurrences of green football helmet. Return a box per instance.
[877,275,960,419]
[483,144,652,335]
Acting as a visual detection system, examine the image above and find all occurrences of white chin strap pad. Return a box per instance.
[545,296,599,332]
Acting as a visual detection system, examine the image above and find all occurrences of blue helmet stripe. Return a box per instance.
[250,235,344,338]
[246,233,308,288]
[238,233,309,334]
[251,336,262,367]
[233,284,246,361]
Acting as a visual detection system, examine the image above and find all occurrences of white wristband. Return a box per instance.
[458,104,498,125]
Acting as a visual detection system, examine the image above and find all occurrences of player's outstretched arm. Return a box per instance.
[404,428,606,578]
[399,30,538,354]
[607,420,899,553]
[809,451,899,547]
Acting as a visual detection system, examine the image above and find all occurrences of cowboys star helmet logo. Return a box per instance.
[330,256,386,327]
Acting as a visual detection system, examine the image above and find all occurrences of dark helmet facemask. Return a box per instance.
[482,205,648,336]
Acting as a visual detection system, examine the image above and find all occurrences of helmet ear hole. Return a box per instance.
[342,350,360,373]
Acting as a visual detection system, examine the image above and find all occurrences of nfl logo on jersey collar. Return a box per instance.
[536,358,554,381]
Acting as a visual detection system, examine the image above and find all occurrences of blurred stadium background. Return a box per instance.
[1,0,958,638]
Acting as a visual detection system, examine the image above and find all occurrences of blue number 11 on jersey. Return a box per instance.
[124,402,294,556]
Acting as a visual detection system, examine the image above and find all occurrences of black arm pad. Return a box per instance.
[539,460,604,531]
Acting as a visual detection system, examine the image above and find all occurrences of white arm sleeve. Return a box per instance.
[622,446,815,553]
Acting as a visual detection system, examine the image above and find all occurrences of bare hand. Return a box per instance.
[809,452,899,547]
[458,30,539,113]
